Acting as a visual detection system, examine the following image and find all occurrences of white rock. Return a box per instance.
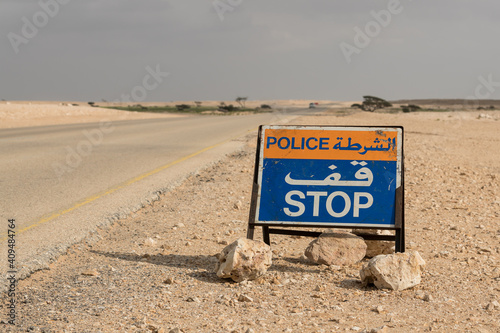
[238,294,253,302]
[186,296,200,303]
[217,238,228,245]
[364,240,395,258]
[234,200,243,210]
[215,238,272,282]
[163,277,175,284]
[143,237,158,247]
[486,300,499,311]
[329,265,342,271]
[304,232,367,266]
[360,251,426,291]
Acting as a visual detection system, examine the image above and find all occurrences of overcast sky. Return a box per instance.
[1,0,499,102]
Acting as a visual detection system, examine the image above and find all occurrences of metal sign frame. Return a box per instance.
[247,125,405,252]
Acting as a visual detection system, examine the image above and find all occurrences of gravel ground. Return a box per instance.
[1,109,499,332]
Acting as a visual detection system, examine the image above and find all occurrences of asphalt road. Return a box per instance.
[0,109,316,288]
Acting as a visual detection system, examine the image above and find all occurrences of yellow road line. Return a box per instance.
[3,135,244,240]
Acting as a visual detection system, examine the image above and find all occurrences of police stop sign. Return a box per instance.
[251,125,403,228]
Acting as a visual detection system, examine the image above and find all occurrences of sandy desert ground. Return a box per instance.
[0,100,352,129]
[0,103,499,332]
[0,102,180,129]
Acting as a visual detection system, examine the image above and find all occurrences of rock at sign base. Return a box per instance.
[360,251,426,291]
[304,232,367,266]
[352,229,395,258]
[215,238,272,282]
[363,240,395,258]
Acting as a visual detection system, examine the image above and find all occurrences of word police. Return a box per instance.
[267,136,330,150]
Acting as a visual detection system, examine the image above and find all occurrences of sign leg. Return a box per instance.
[263,226,270,245]
[247,225,255,240]
[395,229,404,253]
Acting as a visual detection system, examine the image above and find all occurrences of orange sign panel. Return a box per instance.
[263,128,398,161]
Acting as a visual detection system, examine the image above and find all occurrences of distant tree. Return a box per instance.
[260,104,272,109]
[351,96,392,112]
[88,102,96,107]
[194,101,202,107]
[235,97,248,108]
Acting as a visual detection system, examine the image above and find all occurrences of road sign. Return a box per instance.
[247,125,405,251]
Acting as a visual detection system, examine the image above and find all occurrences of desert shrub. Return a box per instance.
[131,104,148,110]
[218,104,238,112]
[351,96,392,112]
[175,104,191,111]
[260,104,272,109]
[400,104,421,112]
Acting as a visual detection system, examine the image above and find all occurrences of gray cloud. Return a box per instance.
[1,0,499,102]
